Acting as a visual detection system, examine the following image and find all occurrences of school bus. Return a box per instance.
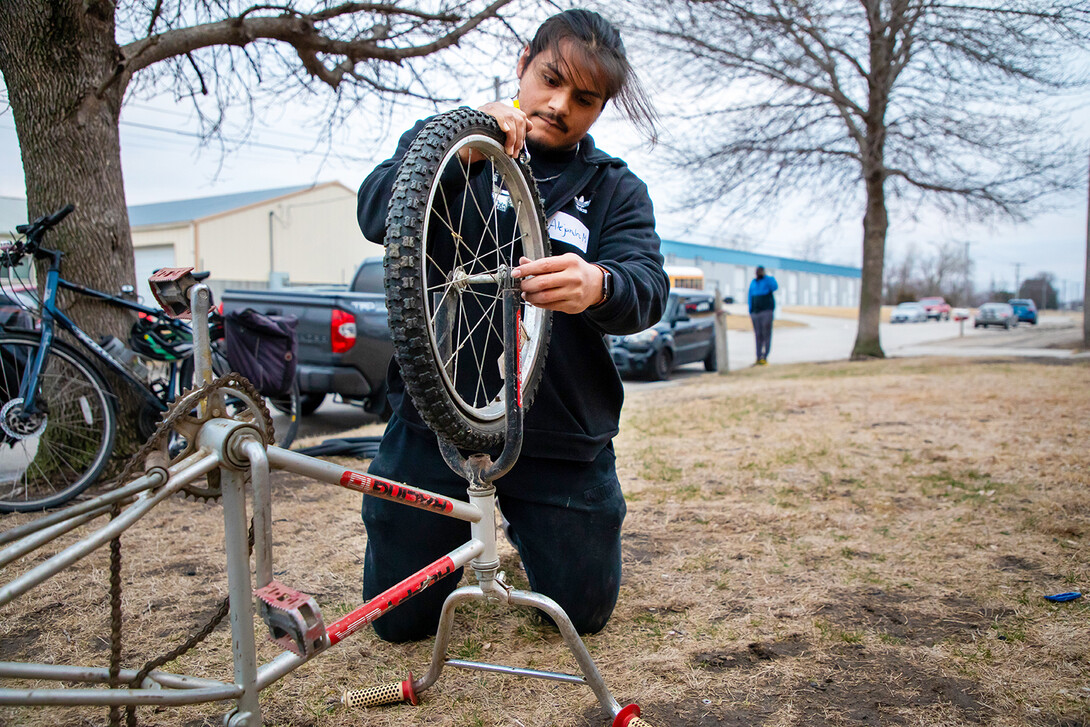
[663,265,704,290]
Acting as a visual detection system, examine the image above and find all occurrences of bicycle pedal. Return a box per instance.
[254,580,329,658]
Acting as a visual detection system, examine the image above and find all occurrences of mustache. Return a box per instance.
[532,112,568,133]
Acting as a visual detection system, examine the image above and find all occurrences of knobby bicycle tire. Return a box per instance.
[0,331,118,512]
[384,108,552,451]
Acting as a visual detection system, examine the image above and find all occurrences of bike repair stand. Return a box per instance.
[342,272,650,727]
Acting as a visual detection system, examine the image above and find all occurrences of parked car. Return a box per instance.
[0,287,38,330]
[890,301,927,324]
[975,302,1019,329]
[917,296,952,321]
[1008,298,1038,325]
[609,288,717,381]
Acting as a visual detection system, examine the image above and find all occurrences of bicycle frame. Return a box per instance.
[17,246,180,415]
[0,278,648,727]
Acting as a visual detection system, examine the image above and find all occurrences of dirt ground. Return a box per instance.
[2,356,1089,727]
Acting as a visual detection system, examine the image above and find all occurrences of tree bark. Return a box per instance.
[0,1,143,451]
[853,166,888,359]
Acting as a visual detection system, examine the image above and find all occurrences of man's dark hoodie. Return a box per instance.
[357,115,669,464]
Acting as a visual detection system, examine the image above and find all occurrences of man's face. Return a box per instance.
[516,41,607,150]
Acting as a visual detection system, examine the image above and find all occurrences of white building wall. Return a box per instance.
[130,184,384,296]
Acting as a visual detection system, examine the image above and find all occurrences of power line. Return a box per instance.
[118,120,376,163]
[124,102,331,145]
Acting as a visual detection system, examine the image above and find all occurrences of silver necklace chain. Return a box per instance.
[527,140,579,185]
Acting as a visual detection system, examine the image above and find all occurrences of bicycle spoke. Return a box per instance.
[453,298,491,408]
[442,293,497,377]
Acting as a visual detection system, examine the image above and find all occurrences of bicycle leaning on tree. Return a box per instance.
[0,205,299,512]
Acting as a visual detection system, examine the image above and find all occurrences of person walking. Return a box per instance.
[748,266,778,365]
[356,9,668,643]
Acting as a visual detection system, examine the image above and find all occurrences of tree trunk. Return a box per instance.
[852,166,888,360]
[0,1,144,454]
[853,2,894,361]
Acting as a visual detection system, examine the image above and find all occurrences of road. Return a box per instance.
[716,306,1085,370]
[295,310,1086,439]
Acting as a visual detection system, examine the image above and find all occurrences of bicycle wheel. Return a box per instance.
[179,339,299,449]
[0,332,117,512]
[265,379,301,449]
[385,108,552,451]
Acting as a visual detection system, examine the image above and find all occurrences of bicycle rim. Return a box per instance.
[386,109,551,451]
[0,334,117,511]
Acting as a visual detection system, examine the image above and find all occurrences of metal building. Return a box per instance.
[661,239,862,307]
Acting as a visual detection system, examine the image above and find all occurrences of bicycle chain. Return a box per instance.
[107,372,271,727]
[111,371,275,502]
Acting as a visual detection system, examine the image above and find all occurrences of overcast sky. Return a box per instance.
[2,78,1087,303]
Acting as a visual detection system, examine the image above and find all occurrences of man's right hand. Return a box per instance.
[458,102,534,165]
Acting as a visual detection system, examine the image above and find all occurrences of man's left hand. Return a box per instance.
[512,254,605,314]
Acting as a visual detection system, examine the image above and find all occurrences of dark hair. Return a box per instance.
[526,9,657,144]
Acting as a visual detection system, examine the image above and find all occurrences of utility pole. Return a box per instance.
[1084,149,1089,348]
[713,285,729,375]
[963,241,971,306]
[1013,262,1022,296]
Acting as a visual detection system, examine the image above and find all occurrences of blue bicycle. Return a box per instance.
[0,205,298,512]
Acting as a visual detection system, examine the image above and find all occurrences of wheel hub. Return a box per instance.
[1,398,47,440]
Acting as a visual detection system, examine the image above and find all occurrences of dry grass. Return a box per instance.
[783,305,896,322]
[722,314,806,331]
[2,357,1089,727]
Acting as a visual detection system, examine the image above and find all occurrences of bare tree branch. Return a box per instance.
[111,0,512,94]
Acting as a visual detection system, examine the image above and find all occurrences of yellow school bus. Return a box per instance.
[663,265,704,290]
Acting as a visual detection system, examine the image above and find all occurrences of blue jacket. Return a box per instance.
[748,275,778,313]
[358,115,669,461]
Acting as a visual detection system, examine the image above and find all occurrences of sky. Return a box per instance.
[2,73,1088,305]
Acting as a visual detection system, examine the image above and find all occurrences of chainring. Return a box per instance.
[114,373,275,502]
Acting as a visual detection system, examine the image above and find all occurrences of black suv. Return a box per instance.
[609,288,718,380]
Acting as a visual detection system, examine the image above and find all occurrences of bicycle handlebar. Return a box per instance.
[15,204,74,239]
[4,204,75,267]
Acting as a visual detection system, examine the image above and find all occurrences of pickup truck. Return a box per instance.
[221,257,394,418]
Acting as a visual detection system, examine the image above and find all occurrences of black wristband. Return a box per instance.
[588,264,612,309]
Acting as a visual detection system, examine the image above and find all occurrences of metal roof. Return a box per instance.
[661,238,861,279]
[127,185,313,226]
[2,186,318,232]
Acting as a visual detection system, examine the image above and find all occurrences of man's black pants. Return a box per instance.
[362,415,626,643]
